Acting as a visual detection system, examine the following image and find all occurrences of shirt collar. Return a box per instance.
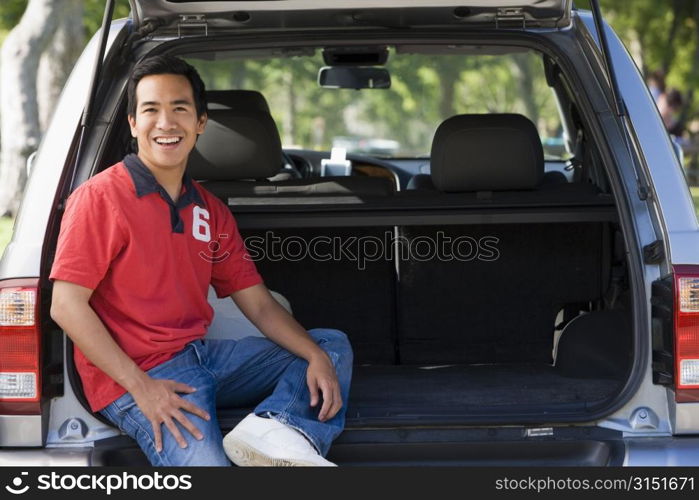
[123,153,204,207]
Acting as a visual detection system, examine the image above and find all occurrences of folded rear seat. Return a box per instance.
[397,114,609,365]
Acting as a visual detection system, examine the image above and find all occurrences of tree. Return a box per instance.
[0,0,130,217]
[37,0,83,131]
[579,2,699,121]
[0,0,63,217]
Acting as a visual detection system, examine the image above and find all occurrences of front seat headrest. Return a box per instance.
[188,90,281,181]
[431,114,544,192]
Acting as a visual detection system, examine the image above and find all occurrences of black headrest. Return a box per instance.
[188,90,281,180]
[431,114,544,192]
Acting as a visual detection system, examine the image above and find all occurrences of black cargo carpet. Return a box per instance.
[217,363,622,428]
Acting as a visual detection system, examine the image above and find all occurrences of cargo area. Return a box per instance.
[188,77,634,426]
[223,210,633,425]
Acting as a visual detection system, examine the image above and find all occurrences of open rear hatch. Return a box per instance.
[128,0,573,32]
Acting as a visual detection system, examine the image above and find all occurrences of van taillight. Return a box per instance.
[0,279,41,408]
[674,266,699,402]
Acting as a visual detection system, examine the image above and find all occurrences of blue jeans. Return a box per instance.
[99,329,353,466]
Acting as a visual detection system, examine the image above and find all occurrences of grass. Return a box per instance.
[692,187,699,218]
[0,216,15,258]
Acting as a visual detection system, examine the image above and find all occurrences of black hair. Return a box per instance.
[127,55,207,118]
[667,88,684,108]
[648,69,666,93]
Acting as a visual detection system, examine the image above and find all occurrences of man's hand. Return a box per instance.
[306,353,343,422]
[232,284,345,421]
[130,377,211,452]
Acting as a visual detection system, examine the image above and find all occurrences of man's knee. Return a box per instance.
[308,329,353,361]
[309,328,349,345]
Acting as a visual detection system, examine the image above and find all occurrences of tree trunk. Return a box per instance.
[283,70,296,146]
[511,54,539,128]
[37,0,84,132]
[0,0,62,217]
[433,60,459,119]
[439,76,455,120]
[633,4,653,76]
[661,0,684,74]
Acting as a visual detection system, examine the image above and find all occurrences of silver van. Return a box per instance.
[1,0,698,466]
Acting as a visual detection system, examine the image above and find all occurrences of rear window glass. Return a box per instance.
[187,48,568,160]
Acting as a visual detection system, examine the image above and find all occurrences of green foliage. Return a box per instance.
[577,0,699,121]
[188,50,562,157]
[0,0,131,39]
[0,216,14,258]
[692,187,699,218]
[2,0,697,153]
[83,0,132,39]
[0,0,27,30]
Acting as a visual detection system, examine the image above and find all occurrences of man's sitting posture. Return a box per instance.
[49,55,352,466]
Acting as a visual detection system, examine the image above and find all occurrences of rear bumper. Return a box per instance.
[2,436,698,466]
[675,402,699,434]
[625,437,699,466]
[0,415,43,447]
[0,448,91,466]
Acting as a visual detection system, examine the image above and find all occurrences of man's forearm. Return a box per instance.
[232,285,328,363]
[254,300,328,362]
[51,296,149,394]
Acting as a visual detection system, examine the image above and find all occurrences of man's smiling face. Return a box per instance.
[128,73,207,174]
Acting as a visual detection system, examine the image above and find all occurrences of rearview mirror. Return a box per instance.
[318,66,391,89]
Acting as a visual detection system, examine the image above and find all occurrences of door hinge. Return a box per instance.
[178,15,208,38]
[495,8,526,29]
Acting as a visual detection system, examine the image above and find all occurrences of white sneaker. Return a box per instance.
[223,413,336,467]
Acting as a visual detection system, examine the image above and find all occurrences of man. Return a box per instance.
[657,88,685,137]
[49,55,352,466]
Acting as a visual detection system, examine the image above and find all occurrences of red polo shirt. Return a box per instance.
[50,154,262,411]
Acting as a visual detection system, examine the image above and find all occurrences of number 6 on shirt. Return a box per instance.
[192,206,211,243]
